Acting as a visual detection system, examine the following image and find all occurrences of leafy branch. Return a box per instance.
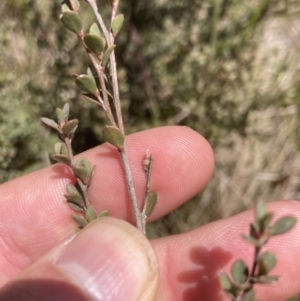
[41,0,157,234]
[219,200,297,301]
[41,104,109,228]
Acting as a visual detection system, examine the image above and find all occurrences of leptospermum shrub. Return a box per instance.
[40,1,297,300]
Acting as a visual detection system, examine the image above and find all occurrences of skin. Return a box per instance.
[0,126,299,301]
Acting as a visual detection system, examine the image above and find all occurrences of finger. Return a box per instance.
[0,126,214,284]
[151,200,300,301]
[0,218,158,301]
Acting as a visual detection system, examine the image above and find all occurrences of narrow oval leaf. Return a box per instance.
[67,202,84,212]
[56,108,65,124]
[97,210,109,218]
[62,119,79,136]
[256,200,267,221]
[271,216,297,236]
[74,158,92,181]
[87,165,96,187]
[261,213,274,231]
[218,272,233,291]
[82,93,102,106]
[84,34,106,56]
[72,214,88,228]
[66,183,79,195]
[62,103,70,122]
[111,14,124,36]
[258,252,276,276]
[231,259,249,284]
[242,235,261,248]
[89,22,101,36]
[40,117,58,130]
[240,288,255,301]
[86,205,97,222]
[72,166,89,181]
[103,126,124,149]
[74,0,80,10]
[256,275,280,284]
[60,11,82,34]
[103,45,116,67]
[65,185,84,206]
[61,4,71,13]
[76,74,98,94]
[145,191,158,217]
[54,142,62,155]
[54,142,67,155]
[75,158,91,172]
[65,193,84,207]
[52,154,71,165]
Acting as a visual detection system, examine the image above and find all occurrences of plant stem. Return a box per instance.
[120,147,145,234]
[86,0,144,233]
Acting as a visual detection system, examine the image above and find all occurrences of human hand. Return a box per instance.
[0,126,299,301]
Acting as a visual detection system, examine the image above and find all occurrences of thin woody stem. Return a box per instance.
[111,0,120,22]
[86,0,111,45]
[119,147,145,234]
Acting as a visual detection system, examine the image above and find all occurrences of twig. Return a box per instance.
[119,147,144,233]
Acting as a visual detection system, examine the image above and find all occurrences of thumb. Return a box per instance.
[0,217,159,301]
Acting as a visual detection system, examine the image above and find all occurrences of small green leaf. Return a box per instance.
[75,158,91,172]
[258,251,277,276]
[73,166,89,181]
[61,4,71,13]
[87,67,93,78]
[89,22,101,36]
[66,183,78,194]
[103,126,125,149]
[73,158,91,182]
[87,165,96,187]
[250,220,260,235]
[240,289,255,301]
[62,103,70,122]
[145,191,158,217]
[72,214,88,228]
[82,93,102,106]
[111,14,124,36]
[54,142,67,155]
[65,184,84,206]
[231,259,249,284]
[97,210,109,218]
[242,234,261,247]
[62,119,79,136]
[67,202,84,212]
[260,213,274,231]
[86,205,97,222]
[219,272,232,291]
[102,45,115,67]
[76,74,98,94]
[256,275,279,284]
[73,0,80,10]
[84,34,106,56]
[56,108,65,124]
[52,154,71,165]
[271,216,297,236]
[40,117,58,130]
[60,11,82,34]
[256,200,267,221]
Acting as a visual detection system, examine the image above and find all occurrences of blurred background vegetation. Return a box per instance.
[1,1,300,298]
